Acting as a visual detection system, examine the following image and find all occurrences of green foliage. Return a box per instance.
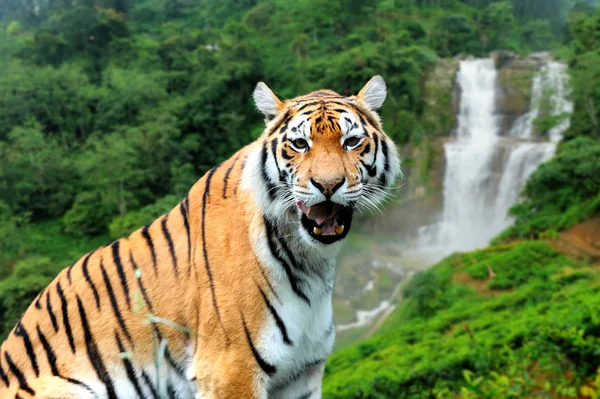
[461,241,571,289]
[63,191,115,236]
[0,202,28,272]
[480,2,516,51]
[6,20,20,36]
[0,120,76,218]
[431,14,481,57]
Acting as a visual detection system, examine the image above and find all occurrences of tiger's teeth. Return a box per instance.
[313,227,322,235]
[335,225,345,234]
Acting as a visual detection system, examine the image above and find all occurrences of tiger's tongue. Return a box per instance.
[296,200,336,226]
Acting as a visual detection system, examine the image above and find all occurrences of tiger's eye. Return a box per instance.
[344,136,361,148]
[292,138,309,150]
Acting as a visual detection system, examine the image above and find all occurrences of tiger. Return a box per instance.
[0,75,401,399]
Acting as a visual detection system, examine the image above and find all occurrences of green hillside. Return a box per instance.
[324,238,600,398]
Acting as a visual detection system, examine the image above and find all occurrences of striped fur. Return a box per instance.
[0,76,401,399]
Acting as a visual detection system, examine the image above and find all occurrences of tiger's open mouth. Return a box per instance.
[297,200,353,244]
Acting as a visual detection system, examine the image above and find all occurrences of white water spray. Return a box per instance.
[417,58,572,259]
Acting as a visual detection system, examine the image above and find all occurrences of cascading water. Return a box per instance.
[417,58,572,259]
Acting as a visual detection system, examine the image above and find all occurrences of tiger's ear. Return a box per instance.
[253,82,283,123]
[357,75,387,111]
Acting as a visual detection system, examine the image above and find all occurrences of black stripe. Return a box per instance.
[141,370,159,399]
[76,296,118,399]
[179,201,192,275]
[4,352,34,395]
[261,144,277,201]
[141,224,158,273]
[64,377,94,394]
[268,110,291,136]
[34,288,45,310]
[165,349,187,377]
[270,139,285,184]
[0,355,9,387]
[223,155,240,199]
[202,167,225,330]
[257,285,292,345]
[296,101,320,112]
[16,394,24,399]
[263,218,310,305]
[281,148,293,160]
[129,252,154,313]
[201,166,228,340]
[369,134,379,177]
[325,320,335,337]
[162,214,178,276]
[14,322,39,376]
[111,241,131,309]
[357,113,370,138]
[56,281,76,354]
[331,100,380,128]
[234,156,248,197]
[379,139,390,187]
[115,333,145,398]
[100,261,133,343]
[36,325,59,375]
[241,314,276,376]
[256,259,279,302]
[66,261,76,285]
[167,382,177,398]
[82,252,101,310]
[297,391,313,399]
[360,142,371,156]
[381,139,390,172]
[45,290,59,332]
[274,223,308,275]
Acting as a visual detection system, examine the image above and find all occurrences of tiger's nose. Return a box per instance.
[310,177,346,199]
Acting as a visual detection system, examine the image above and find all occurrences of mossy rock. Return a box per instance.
[421,58,460,136]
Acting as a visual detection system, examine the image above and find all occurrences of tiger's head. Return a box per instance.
[249,76,402,247]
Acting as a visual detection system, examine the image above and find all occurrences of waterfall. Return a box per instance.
[417,58,572,259]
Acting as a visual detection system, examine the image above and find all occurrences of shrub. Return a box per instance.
[63,191,115,236]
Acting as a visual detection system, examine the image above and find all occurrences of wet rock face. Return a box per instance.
[493,52,550,134]
[421,58,460,137]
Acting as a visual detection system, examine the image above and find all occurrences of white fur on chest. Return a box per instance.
[259,283,335,389]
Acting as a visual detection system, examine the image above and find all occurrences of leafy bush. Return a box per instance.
[62,191,115,236]
[461,241,571,289]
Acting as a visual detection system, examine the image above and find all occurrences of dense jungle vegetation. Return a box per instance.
[1,0,600,397]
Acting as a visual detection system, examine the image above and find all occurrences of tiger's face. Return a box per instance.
[252,76,402,247]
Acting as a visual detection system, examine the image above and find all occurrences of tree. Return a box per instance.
[0,120,76,218]
[480,1,516,50]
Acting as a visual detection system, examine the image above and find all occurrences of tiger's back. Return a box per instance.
[0,76,401,399]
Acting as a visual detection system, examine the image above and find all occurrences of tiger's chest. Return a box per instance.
[258,284,336,391]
